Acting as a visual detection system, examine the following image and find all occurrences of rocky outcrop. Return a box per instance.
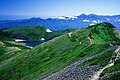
[42,65,100,80]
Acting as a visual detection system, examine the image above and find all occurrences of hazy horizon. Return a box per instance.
[0,13,120,20]
[0,0,120,20]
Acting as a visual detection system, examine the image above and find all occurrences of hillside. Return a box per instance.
[0,26,75,41]
[0,22,120,80]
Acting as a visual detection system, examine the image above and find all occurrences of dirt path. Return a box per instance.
[91,62,114,80]
[88,36,92,44]
[91,46,120,80]
[68,32,72,37]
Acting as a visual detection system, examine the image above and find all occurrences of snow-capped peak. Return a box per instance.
[55,16,66,20]
[66,16,77,19]
[55,16,77,20]
[46,28,52,32]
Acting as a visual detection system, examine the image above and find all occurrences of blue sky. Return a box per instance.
[0,0,120,19]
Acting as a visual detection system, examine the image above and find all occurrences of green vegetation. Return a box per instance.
[78,51,114,67]
[0,30,12,41]
[88,22,119,43]
[100,59,120,77]
[1,26,75,41]
[103,72,120,80]
[0,41,31,62]
[0,22,120,80]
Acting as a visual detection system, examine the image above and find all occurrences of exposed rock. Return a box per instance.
[0,41,4,46]
[42,65,100,80]
[39,46,118,80]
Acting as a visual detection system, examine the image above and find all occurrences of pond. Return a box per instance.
[23,40,47,47]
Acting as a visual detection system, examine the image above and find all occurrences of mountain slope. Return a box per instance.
[0,26,75,41]
[0,22,120,80]
[0,41,31,68]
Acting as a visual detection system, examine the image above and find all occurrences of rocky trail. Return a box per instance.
[98,46,120,80]
[39,46,118,80]
[91,59,115,80]
[91,46,120,80]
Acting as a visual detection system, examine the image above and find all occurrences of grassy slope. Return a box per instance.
[1,26,75,41]
[0,22,120,80]
[78,51,114,67]
[103,72,120,80]
[0,41,31,63]
[0,30,12,41]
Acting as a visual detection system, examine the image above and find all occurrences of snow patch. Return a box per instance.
[55,16,77,20]
[46,28,52,32]
[65,16,77,20]
[56,16,66,19]
[15,39,26,42]
[106,18,110,20]
[72,18,75,20]
[97,20,101,23]
[41,38,45,41]
[90,23,95,26]
[83,20,89,22]
[66,16,77,19]
[92,20,97,23]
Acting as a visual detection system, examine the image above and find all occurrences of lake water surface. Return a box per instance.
[23,40,47,47]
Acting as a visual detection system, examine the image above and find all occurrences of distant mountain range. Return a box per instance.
[0,14,120,30]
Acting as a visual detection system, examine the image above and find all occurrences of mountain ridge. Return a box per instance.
[0,26,75,41]
[0,14,120,31]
